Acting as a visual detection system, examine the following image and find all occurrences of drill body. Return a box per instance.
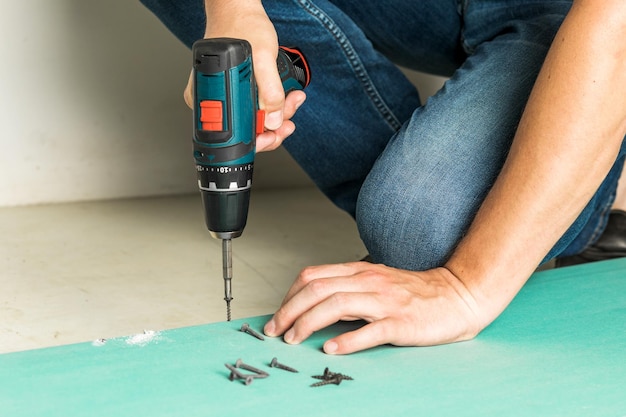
[191,38,309,320]
[193,39,255,241]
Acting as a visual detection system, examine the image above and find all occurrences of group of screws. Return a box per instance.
[234,323,353,388]
[225,357,298,385]
[310,367,354,387]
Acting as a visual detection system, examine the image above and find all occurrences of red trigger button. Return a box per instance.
[256,110,265,135]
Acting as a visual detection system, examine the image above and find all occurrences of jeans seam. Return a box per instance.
[295,0,403,131]
[456,0,474,55]
[585,192,616,248]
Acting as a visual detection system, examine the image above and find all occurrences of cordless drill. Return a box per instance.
[191,38,310,321]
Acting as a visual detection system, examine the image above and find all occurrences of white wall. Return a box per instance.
[0,1,186,206]
[0,1,445,207]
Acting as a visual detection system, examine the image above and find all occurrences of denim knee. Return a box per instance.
[356,157,477,271]
[353,103,507,271]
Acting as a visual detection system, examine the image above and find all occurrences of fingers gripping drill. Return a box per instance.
[191,38,310,320]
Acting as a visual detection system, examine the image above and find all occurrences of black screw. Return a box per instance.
[311,374,352,387]
[235,359,269,378]
[270,357,299,373]
[311,367,353,387]
[240,323,265,341]
[312,367,335,380]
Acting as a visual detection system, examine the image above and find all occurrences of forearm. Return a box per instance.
[203,0,269,37]
[446,0,626,323]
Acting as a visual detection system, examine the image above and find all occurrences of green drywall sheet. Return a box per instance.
[1,259,625,416]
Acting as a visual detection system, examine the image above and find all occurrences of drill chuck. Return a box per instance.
[197,166,252,240]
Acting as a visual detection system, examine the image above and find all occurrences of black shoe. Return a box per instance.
[556,209,626,267]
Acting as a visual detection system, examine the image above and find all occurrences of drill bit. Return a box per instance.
[222,238,233,321]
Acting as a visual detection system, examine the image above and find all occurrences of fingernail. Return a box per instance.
[284,328,295,344]
[265,111,282,130]
[264,319,276,336]
[324,340,338,354]
[295,96,306,110]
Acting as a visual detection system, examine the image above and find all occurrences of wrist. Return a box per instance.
[433,266,486,337]
[444,244,537,330]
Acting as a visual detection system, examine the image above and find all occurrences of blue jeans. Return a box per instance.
[142,0,626,269]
